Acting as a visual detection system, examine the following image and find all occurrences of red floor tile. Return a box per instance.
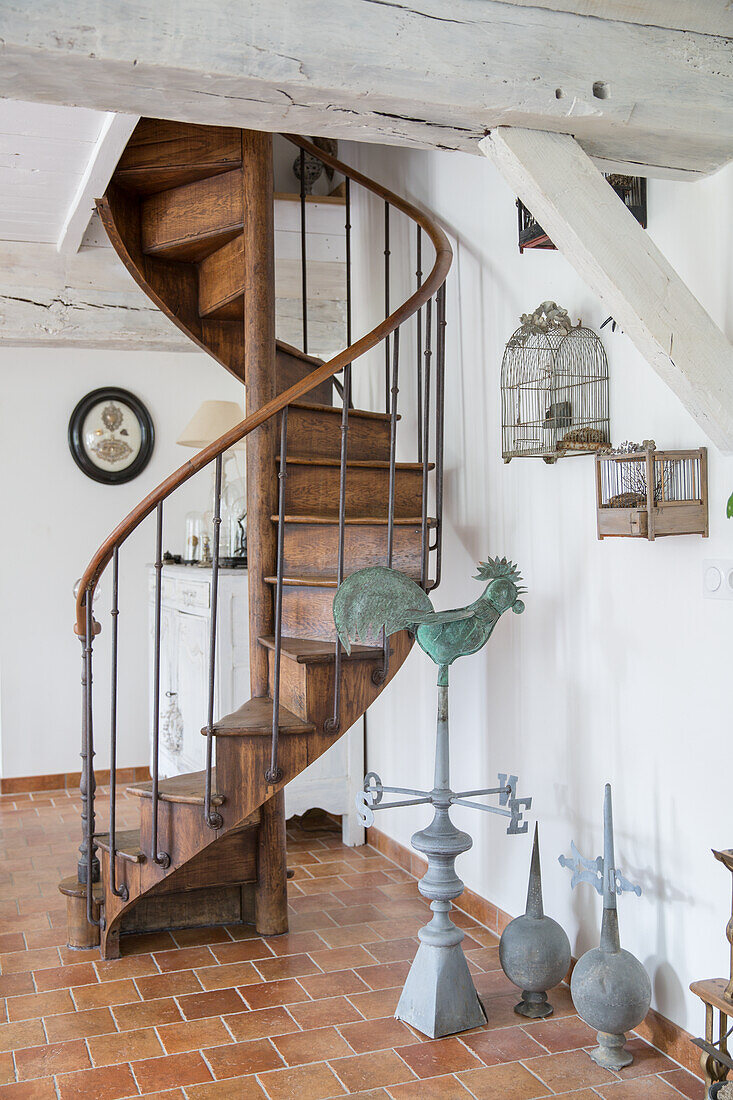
[338,1015,415,1053]
[175,987,246,1020]
[257,1061,346,1099]
[56,1062,139,1100]
[272,1024,353,1065]
[223,1005,300,1043]
[288,994,363,1029]
[203,1037,284,1078]
[132,1050,213,1092]
[397,1036,483,1078]
[14,1039,90,1081]
[330,1048,417,1091]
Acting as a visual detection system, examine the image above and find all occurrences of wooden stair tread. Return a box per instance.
[127,770,224,806]
[273,514,437,526]
[258,635,383,663]
[115,119,242,195]
[265,573,340,588]
[288,402,396,423]
[211,697,315,737]
[276,339,323,368]
[278,457,433,471]
[96,829,145,863]
[275,191,346,206]
[265,572,434,589]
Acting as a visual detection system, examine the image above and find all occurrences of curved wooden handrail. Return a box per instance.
[74,133,452,635]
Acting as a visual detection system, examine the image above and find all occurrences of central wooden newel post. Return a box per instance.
[242,129,289,935]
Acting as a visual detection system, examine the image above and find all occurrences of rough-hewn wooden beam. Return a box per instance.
[0,221,345,356]
[0,239,188,350]
[480,126,733,454]
[1,2,732,178]
[501,2,733,37]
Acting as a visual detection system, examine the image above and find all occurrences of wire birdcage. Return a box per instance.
[501,302,610,463]
[595,442,708,540]
[517,175,646,252]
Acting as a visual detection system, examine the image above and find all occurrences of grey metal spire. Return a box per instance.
[559,782,650,1072]
[526,823,544,920]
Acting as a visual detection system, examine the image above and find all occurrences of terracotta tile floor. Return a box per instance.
[0,787,706,1098]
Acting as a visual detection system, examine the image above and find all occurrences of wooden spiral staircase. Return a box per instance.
[61,119,451,958]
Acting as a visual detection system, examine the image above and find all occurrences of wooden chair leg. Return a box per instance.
[254,790,289,936]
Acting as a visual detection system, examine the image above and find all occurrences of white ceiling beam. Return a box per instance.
[56,112,139,255]
[0,224,345,356]
[0,2,732,179]
[480,126,733,454]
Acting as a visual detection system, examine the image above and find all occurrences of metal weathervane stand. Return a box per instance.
[334,556,532,1038]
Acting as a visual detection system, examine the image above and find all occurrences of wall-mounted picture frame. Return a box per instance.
[68,387,154,485]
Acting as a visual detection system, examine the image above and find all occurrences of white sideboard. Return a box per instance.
[148,564,364,845]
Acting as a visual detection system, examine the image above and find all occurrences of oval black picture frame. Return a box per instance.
[68,387,155,485]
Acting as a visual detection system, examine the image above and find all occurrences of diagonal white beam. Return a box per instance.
[480,126,733,455]
[57,112,139,255]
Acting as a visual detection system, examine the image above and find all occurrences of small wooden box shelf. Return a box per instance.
[595,446,708,540]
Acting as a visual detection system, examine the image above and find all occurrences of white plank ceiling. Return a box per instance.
[0,99,108,244]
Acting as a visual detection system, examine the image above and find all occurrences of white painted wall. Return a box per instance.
[343,138,733,1035]
[0,348,243,778]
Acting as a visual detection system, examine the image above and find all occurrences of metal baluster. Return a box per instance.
[421,299,433,590]
[151,504,170,868]
[345,178,352,350]
[267,409,288,783]
[387,327,400,567]
[204,455,224,830]
[416,227,423,464]
[384,200,391,414]
[325,364,351,734]
[432,283,447,590]
[374,328,400,686]
[109,549,127,901]
[78,593,99,890]
[300,149,308,355]
[83,594,102,927]
[344,177,353,410]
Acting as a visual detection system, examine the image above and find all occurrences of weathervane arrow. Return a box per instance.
[559,785,642,903]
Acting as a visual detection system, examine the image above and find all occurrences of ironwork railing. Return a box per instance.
[73,134,451,930]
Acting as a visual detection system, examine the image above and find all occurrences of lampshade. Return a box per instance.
[177,400,245,449]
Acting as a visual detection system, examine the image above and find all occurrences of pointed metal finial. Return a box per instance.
[500,822,571,1019]
[566,784,651,1072]
[526,823,544,919]
[558,783,642,901]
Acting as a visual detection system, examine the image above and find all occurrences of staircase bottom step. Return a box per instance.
[118,881,257,941]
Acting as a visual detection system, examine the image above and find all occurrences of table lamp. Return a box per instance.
[177,401,246,565]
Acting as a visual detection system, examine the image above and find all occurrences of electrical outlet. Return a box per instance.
[703,560,733,600]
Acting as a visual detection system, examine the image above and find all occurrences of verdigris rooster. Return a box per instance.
[333,556,525,685]
[335,557,530,1039]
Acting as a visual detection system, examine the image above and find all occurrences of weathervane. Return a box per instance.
[334,556,532,1038]
[559,784,650,1071]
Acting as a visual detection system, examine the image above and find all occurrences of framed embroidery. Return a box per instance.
[68,387,154,484]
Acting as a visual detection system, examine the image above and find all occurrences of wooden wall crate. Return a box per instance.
[595,447,708,540]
